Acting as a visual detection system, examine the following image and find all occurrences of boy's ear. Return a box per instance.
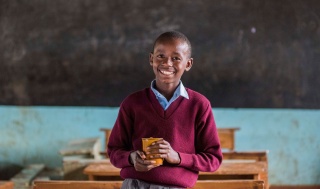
[149,52,154,66]
[185,58,193,71]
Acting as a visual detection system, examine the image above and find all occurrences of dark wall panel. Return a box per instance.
[1,0,319,108]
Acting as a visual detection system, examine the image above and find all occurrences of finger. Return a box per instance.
[157,139,170,145]
[155,139,165,144]
[147,144,169,152]
[137,150,146,159]
[144,159,157,165]
[149,139,166,147]
[137,157,157,165]
[149,154,160,159]
[160,153,169,158]
[159,148,170,153]
[137,164,159,172]
[148,148,170,155]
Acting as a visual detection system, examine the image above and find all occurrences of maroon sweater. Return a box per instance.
[107,88,222,188]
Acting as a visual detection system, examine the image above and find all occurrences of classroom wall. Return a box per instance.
[0,106,319,185]
[1,0,320,186]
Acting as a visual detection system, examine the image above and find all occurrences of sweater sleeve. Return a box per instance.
[178,103,223,172]
[107,103,134,168]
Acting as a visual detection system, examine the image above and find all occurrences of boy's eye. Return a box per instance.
[172,57,181,61]
[157,54,165,58]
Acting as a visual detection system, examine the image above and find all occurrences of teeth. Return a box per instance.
[161,70,174,75]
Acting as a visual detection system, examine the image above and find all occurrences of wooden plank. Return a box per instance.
[63,158,109,180]
[203,161,267,175]
[59,137,102,160]
[0,181,14,189]
[83,162,119,177]
[192,180,264,189]
[223,151,268,162]
[200,160,268,188]
[10,164,45,188]
[217,128,240,133]
[33,180,122,189]
[270,186,320,189]
[35,167,64,181]
[33,180,264,189]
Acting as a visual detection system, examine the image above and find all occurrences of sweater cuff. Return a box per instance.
[127,151,135,166]
[178,152,194,168]
[128,153,133,165]
[119,151,134,167]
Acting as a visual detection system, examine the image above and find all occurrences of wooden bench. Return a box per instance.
[59,137,102,160]
[33,180,122,189]
[100,127,240,154]
[83,159,268,187]
[10,164,45,189]
[221,150,269,188]
[0,181,14,189]
[192,180,264,189]
[32,180,264,189]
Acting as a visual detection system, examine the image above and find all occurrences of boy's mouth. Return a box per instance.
[159,69,174,76]
[158,67,175,76]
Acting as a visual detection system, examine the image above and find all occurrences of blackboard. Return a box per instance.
[1,0,319,108]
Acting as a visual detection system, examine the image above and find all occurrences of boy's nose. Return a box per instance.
[162,58,173,66]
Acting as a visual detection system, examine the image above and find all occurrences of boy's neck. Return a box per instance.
[155,82,179,101]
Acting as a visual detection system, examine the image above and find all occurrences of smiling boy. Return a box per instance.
[107,31,222,189]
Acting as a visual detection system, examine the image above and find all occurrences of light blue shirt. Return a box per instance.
[150,80,189,110]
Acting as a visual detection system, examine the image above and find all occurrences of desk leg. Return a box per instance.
[88,175,95,181]
[254,173,268,189]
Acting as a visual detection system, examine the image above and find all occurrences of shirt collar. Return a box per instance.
[150,80,189,100]
[178,81,189,99]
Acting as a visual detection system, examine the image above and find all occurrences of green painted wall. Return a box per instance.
[0,106,319,184]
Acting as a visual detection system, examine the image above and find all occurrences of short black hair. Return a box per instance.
[153,31,192,58]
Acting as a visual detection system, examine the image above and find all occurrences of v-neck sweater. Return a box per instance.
[107,88,222,188]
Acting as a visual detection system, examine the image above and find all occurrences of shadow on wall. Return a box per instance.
[0,162,22,180]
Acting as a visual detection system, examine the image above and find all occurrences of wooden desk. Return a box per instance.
[223,151,268,162]
[217,128,240,151]
[219,150,269,188]
[83,160,268,187]
[32,180,264,189]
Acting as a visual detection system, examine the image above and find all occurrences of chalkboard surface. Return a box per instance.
[1,0,319,108]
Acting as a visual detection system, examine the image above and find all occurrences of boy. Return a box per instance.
[107,31,222,188]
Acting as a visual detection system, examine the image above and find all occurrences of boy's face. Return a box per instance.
[149,39,193,87]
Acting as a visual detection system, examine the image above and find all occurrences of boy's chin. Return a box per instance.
[158,80,178,85]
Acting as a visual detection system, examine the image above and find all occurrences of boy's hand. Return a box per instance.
[146,139,181,165]
[130,150,160,172]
